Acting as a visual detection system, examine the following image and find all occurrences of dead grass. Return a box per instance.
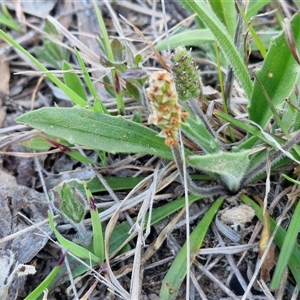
[0,1,299,300]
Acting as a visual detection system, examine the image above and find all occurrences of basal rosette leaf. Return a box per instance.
[187,150,251,192]
[16,107,173,159]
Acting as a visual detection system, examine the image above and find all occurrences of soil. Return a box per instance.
[0,1,298,300]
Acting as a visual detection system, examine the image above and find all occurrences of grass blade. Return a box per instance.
[0,30,88,107]
[159,197,224,300]
[74,48,107,113]
[156,29,214,50]
[84,183,105,263]
[208,0,236,38]
[270,175,300,289]
[24,252,67,300]
[248,12,300,128]
[48,211,100,262]
[182,0,253,99]
[62,61,88,102]
[240,194,300,288]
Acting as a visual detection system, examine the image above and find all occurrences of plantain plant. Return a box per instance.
[2,0,300,298]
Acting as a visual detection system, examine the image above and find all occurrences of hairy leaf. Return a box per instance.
[187,151,251,192]
[16,107,173,159]
[208,0,236,38]
[183,0,253,99]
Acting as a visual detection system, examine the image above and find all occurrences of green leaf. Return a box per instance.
[34,46,61,70]
[271,198,300,289]
[44,40,62,62]
[74,48,106,113]
[62,61,88,102]
[181,116,221,154]
[83,183,104,263]
[0,9,21,32]
[183,0,253,99]
[21,136,52,151]
[248,12,300,128]
[111,39,124,63]
[208,0,236,38]
[281,74,300,131]
[240,194,300,288]
[70,176,144,194]
[103,74,115,97]
[246,0,271,18]
[156,29,214,51]
[24,253,65,300]
[125,80,142,101]
[135,53,143,65]
[48,211,100,262]
[159,197,224,300]
[0,30,88,107]
[54,183,86,224]
[67,150,94,164]
[187,151,251,192]
[15,107,173,159]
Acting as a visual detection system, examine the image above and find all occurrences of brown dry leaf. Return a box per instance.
[3,0,57,19]
[120,15,171,72]
[283,17,300,65]
[259,208,275,282]
[253,194,275,282]
[59,0,73,29]
[0,53,10,127]
[0,54,10,94]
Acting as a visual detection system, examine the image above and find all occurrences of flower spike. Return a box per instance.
[170,45,201,101]
[146,70,188,147]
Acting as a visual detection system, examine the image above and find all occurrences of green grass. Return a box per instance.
[2,0,300,298]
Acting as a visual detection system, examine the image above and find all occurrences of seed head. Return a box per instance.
[146,70,188,147]
[170,45,201,101]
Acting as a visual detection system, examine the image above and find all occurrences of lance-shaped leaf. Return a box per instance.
[208,0,236,38]
[15,107,173,159]
[156,29,214,50]
[187,150,251,192]
[182,0,252,99]
[160,197,224,300]
[181,116,221,154]
[248,12,300,128]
